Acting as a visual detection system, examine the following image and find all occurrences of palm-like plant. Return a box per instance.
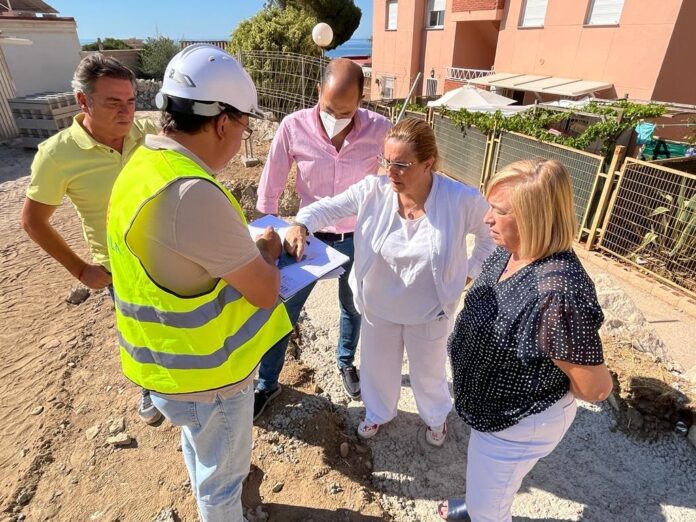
[632,184,696,264]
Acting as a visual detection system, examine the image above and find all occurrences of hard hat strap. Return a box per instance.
[158,93,223,117]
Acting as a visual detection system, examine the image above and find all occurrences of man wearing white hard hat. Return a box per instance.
[106,44,291,521]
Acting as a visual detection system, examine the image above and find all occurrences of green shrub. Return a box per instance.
[139,36,180,79]
[81,37,130,51]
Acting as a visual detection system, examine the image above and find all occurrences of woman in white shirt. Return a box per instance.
[285,119,495,446]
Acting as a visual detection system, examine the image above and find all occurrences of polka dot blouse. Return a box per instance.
[449,247,605,433]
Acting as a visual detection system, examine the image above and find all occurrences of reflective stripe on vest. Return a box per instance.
[107,146,291,394]
[114,285,242,329]
[117,304,275,369]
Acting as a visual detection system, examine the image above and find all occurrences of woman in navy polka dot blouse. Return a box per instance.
[438,159,613,522]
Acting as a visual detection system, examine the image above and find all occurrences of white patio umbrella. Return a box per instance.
[427,85,516,110]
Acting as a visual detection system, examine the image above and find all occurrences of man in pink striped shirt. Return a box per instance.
[254,58,392,418]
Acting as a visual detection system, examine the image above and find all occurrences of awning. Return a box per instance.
[470,72,613,97]
[427,86,516,110]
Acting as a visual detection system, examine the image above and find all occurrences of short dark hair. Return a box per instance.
[160,104,243,134]
[321,60,365,100]
[71,53,136,95]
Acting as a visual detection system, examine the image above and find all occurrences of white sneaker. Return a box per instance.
[426,422,447,447]
[357,420,380,439]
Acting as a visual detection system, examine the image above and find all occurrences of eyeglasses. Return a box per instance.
[377,155,414,175]
[234,118,254,140]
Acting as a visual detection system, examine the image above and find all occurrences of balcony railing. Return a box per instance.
[180,40,229,50]
[445,67,494,82]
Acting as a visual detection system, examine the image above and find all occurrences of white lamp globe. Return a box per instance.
[312,23,333,48]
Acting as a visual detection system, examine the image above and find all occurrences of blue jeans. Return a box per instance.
[256,235,361,392]
[150,386,254,522]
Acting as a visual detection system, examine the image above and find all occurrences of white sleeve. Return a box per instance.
[466,191,496,280]
[296,176,374,232]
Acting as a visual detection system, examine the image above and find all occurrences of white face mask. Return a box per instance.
[319,110,352,139]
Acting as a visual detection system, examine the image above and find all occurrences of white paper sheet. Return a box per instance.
[248,215,350,300]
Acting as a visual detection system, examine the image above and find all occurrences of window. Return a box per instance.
[386,0,398,30]
[427,0,445,28]
[519,0,548,27]
[382,76,395,99]
[586,0,624,25]
[426,78,438,97]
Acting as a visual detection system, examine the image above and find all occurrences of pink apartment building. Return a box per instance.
[370,0,696,105]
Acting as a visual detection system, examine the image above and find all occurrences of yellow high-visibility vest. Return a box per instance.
[107,146,291,394]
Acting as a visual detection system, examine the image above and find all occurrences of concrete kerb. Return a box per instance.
[575,247,696,319]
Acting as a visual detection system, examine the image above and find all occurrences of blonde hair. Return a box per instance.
[486,159,577,259]
[386,118,439,171]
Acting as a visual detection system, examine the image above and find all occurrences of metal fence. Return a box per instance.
[401,109,427,123]
[432,115,489,189]
[491,132,605,234]
[237,50,329,122]
[361,100,393,120]
[160,48,694,299]
[598,158,696,297]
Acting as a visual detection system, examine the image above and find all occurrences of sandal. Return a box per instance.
[357,419,380,439]
[437,498,470,521]
[426,422,447,447]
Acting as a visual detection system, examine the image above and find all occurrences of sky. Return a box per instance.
[49,0,374,41]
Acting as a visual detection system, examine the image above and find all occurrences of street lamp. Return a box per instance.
[312,22,333,57]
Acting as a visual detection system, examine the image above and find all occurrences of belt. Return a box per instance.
[314,231,354,242]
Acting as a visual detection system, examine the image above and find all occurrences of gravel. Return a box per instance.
[297,271,696,521]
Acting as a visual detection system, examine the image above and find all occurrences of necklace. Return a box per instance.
[401,200,422,220]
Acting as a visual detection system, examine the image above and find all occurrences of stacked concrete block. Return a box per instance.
[9,92,80,148]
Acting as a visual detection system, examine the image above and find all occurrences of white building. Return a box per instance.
[0,0,81,139]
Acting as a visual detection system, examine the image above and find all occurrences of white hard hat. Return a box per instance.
[156,44,263,119]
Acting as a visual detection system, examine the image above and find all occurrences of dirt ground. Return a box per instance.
[0,180,386,522]
[0,131,383,521]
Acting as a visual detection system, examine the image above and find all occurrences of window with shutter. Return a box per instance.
[426,78,438,97]
[427,0,445,28]
[519,0,548,27]
[587,0,624,25]
[386,1,398,30]
[383,77,395,99]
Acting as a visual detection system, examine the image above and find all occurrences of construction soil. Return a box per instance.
[0,129,383,522]
[1,121,695,521]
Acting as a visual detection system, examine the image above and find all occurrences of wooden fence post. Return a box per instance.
[480,130,498,191]
[589,145,627,249]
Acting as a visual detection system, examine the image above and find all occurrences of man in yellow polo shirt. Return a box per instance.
[20,53,159,423]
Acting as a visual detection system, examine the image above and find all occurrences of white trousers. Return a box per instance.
[465,392,578,522]
[359,310,452,427]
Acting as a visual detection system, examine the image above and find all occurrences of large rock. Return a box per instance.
[593,274,679,371]
[107,433,132,447]
[65,287,90,305]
